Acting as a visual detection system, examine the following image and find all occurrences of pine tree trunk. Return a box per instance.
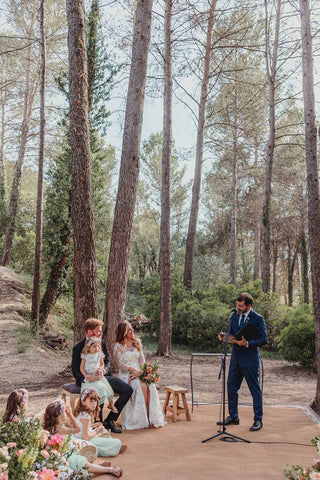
[262,0,281,293]
[183,0,217,290]
[66,0,98,342]
[157,0,172,356]
[253,140,261,280]
[39,232,72,326]
[272,239,278,292]
[299,0,320,413]
[301,229,309,304]
[0,88,7,236]
[0,29,39,266]
[230,109,238,286]
[103,0,153,354]
[31,0,46,330]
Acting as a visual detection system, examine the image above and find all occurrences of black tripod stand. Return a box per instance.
[202,325,250,444]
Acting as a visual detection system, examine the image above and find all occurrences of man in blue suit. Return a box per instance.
[217,292,267,431]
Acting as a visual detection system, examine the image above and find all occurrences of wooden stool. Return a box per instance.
[163,385,191,422]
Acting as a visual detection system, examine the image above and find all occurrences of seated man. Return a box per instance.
[72,318,133,433]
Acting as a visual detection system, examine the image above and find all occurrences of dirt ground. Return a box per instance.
[0,265,319,480]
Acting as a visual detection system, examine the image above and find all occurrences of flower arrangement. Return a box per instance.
[139,360,161,385]
[284,436,320,479]
[0,412,91,480]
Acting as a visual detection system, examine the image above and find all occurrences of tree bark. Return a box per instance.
[301,229,309,304]
[31,0,46,330]
[299,0,320,413]
[103,0,153,354]
[0,16,39,266]
[230,99,238,286]
[183,0,217,290]
[262,0,281,293]
[66,0,98,342]
[157,0,172,357]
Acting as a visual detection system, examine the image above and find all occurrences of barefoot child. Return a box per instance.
[73,388,125,457]
[43,399,123,477]
[3,388,29,422]
[80,337,118,413]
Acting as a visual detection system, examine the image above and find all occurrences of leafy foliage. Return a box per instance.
[279,304,315,370]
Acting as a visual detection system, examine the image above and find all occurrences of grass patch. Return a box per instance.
[49,296,74,340]
[16,324,37,353]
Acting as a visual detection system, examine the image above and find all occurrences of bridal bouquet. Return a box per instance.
[139,360,161,385]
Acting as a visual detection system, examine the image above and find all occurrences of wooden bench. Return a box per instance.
[163,385,191,422]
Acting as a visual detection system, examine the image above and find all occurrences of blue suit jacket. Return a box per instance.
[229,309,267,369]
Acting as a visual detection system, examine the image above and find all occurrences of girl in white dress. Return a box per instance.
[43,399,123,477]
[113,321,167,430]
[73,387,124,457]
[80,337,117,413]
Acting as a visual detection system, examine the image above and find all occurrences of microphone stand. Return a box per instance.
[202,311,250,444]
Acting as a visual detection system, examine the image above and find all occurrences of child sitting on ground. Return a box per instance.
[73,387,126,457]
[43,399,123,478]
[3,388,29,422]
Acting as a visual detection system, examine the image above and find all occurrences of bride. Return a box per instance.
[113,321,167,430]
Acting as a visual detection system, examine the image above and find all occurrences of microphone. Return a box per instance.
[229,308,237,319]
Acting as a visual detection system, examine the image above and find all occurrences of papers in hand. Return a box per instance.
[219,332,236,343]
[220,323,259,343]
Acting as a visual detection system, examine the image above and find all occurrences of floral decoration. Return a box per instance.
[0,412,91,480]
[139,360,161,384]
[285,436,320,479]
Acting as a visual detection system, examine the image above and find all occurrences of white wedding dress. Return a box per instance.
[113,342,167,430]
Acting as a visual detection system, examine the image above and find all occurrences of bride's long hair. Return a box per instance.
[115,321,142,351]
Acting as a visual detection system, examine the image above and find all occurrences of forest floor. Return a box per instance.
[0,265,319,479]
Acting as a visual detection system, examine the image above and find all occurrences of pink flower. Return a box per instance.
[0,471,8,480]
[17,449,24,457]
[41,450,50,459]
[6,442,16,448]
[310,473,320,480]
[46,434,64,451]
[37,468,60,480]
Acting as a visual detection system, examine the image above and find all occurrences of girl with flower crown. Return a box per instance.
[43,400,123,477]
[80,336,117,413]
[73,388,125,458]
[3,388,29,423]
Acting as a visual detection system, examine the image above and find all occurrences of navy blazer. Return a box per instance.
[229,309,267,369]
[71,337,111,386]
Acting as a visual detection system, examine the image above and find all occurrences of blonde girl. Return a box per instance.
[43,399,123,478]
[80,337,117,413]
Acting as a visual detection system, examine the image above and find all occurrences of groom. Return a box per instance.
[71,318,133,433]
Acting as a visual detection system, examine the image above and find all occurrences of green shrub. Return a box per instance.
[142,279,230,351]
[278,304,315,370]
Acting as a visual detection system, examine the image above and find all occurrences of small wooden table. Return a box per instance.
[163,385,191,422]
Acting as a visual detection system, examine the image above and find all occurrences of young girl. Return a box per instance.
[43,399,123,478]
[3,388,29,422]
[73,388,125,457]
[80,336,117,413]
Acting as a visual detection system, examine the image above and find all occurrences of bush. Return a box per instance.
[278,304,315,370]
[142,279,230,351]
